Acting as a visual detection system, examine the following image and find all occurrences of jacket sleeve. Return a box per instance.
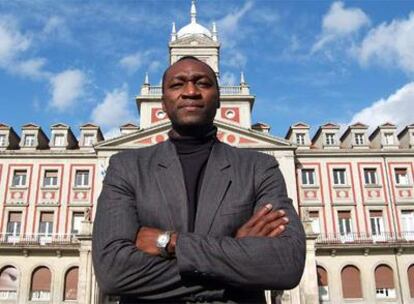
[175,154,306,290]
[92,154,204,297]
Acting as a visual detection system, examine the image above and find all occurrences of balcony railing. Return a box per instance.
[0,233,79,246]
[316,231,414,245]
[141,85,245,96]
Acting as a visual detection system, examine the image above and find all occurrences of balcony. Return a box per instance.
[0,233,79,248]
[140,85,247,96]
[316,231,414,247]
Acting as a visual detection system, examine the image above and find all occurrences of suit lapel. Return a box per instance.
[195,143,231,235]
[154,141,188,232]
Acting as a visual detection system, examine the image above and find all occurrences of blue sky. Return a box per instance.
[1,0,413,139]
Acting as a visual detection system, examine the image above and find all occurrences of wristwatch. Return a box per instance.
[156,231,173,258]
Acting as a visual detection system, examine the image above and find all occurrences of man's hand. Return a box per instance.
[136,227,177,256]
[235,204,289,239]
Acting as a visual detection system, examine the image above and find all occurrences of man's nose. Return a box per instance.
[182,82,200,98]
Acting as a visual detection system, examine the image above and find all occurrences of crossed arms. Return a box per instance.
[92,152,306,299]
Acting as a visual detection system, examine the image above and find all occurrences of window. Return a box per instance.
[296,133,305,145]
[309,211,320,234]
[408,264,414,298]
[325,133,335,145]
[384,132,394,145]
[30,267,51,301]
[0,134,6,146]
[83,134,95,146]
[75,170,89,187]
[301,169,315,185]
[53,134,65,146]
[6,212,21,243]
[364,168,378,185]
[43,170,58,187]
[64,267,79,301]
[0,266,18,300]
[338,211,353,238]
[375,265,395,299]
[354,133,364,145]
[38,212,53,244]
[24,134,35,146]
[71,212,83,235]
[370,210,385,238]
[401,210,414,240]
[341,265,363,298]
[12,170,27,187]
[395,168,409,185]
[333,169,346,185]
[317,266,329,301]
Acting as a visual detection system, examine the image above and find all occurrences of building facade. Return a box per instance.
[0,2,413,303]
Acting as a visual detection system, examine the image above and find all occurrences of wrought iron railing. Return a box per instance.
[0,233,79,246]
[316,231,414,244]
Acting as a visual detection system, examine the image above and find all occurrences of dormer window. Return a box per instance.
[384,133,394,145]
[24,134,35,147]
[84,134,95,146]
[0,134,6,146]
[355,133,364,145]
[325,133,335,145]
[54,134,65,146]
[296,133,305,145]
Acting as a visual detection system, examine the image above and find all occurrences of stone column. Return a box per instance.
[77,220,93,304]
[299,215,319,304]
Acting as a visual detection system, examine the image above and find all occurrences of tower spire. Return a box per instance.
[144,72,149,85]
[191,0,197,24]
[212,22,218,41]
[171,22,177,42]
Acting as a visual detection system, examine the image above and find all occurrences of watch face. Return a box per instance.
[157,233,170,248]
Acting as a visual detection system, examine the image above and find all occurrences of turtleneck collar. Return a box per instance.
[168,124,217,154]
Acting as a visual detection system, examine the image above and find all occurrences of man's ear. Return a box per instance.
[161,99,166,112]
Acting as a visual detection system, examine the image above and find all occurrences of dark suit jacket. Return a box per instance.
[92,140,306,303]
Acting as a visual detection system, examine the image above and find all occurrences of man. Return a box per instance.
[92,56,306,303]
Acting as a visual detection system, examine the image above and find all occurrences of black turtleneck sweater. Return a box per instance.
[169,126,217,232]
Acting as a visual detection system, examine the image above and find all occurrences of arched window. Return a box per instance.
[30,267,51,301]
[341,265,363,298]
[0,266,18,300]
[408,264,414,298]
[317,266,329,301]
[375,264,395,299]
[64,267,79,301]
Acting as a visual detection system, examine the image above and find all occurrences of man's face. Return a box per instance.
[162,59,219,128]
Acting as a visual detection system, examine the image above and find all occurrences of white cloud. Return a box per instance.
[119,52,144,74]
[312,1,370,52]
[42,16,72,42]
[49,69,87,111]
[353,12,414,73]
[13,58,50,79]
[119,51,161,75]
[91,84,135,132]
[217,1,253,45]
[221,71,237,85]
[225,51,247,68]
[0,16,31,65]
[350,82,414,129]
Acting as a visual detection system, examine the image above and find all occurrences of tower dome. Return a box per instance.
[176,0,212,39]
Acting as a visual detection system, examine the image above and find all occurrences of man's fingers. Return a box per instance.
[243,203,274,228]
[268,224,287,237]
[258,216,289,236]
[247,209,286,233]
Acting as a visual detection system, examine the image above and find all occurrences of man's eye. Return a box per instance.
[196,81,212,87]
[170,82,183,88]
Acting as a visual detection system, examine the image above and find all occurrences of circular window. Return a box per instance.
[156,110,166,119]
[225,109,235,119]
